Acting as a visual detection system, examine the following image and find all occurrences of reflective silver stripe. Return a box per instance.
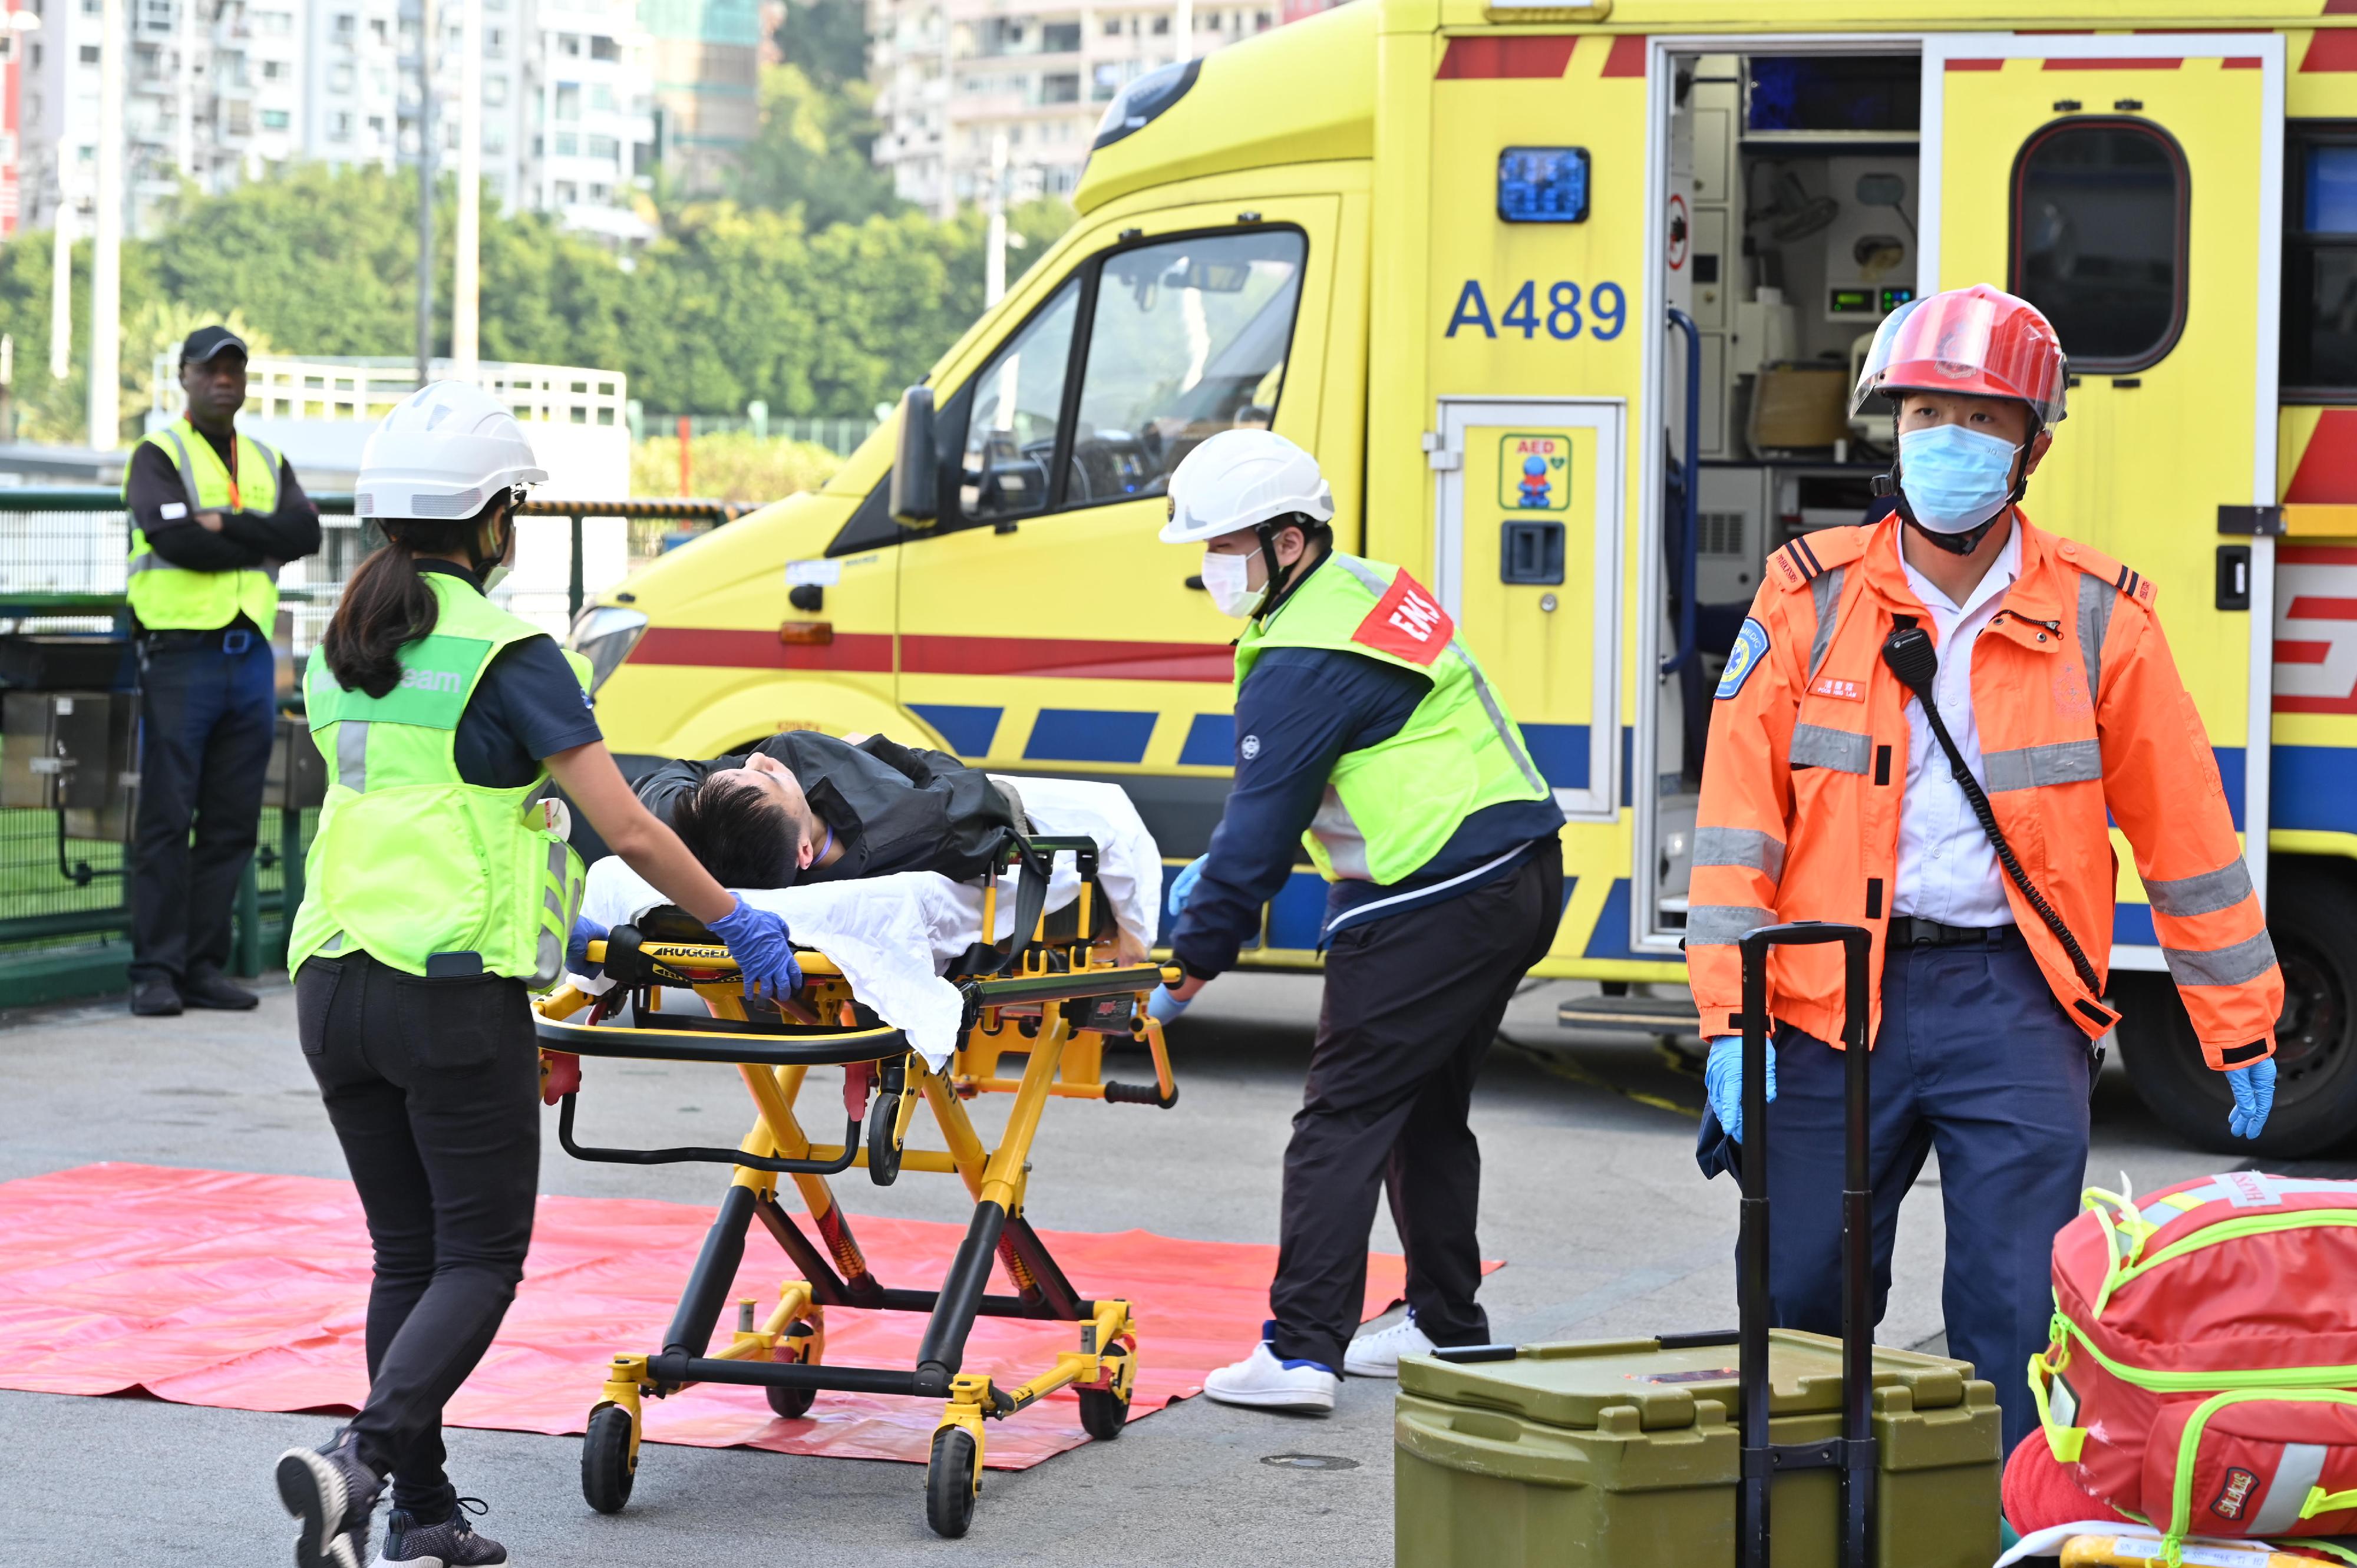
[126,551,167,575]
[319,930,345,954]
[2144,861,2255,920]
[247,435,280,489]
[335,721,369,793]
[1309,785,1370,879]
[1693,825,1785,884]
[1984,740,2102,793]
[2076,572,2113,707]
[159,427,204,511]
[1686,903,1774,945]
[2139,1176,2357,1226]
[1808,566,1845,681]
[1790,723,1870,775]
[1451,639,1549,794]
[2163,930,2280,989]
[2250,1444,2330,1536]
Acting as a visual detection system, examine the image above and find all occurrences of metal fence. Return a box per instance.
[0,490,749,1000]
[643,414,881,454]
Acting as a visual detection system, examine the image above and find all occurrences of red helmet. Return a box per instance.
[1851,284,2068,426]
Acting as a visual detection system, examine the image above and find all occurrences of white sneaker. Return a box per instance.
[1345,1312,1437,1378]
[1201,1341,1338,1412]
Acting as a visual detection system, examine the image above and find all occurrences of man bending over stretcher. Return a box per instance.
[632,730,1027,890]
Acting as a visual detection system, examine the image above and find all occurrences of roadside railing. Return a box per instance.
[0,490,754,1007]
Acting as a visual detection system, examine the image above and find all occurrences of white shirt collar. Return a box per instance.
[1895,514,2022,621]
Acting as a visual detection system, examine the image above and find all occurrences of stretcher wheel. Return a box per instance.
[765,1319,819,1418]
[866,1091,902,1187]
[1078,1347,1131,1441]
[581,1403,637,1514]
[924,1425,980,1539]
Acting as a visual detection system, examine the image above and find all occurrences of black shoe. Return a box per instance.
[376,1497,507,1566]
[276,1427,382,1568]
[129,977,183,1016]
[181,968,259,1010]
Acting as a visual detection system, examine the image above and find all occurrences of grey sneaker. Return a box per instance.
[276,1427,383,1568]
[375,1497,507,1566]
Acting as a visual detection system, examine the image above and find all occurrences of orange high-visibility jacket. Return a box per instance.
[1689,511,2280,1070]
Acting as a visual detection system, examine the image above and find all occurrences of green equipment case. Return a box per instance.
[1395,923,2001,1567]
[1394,1328,2001,1567]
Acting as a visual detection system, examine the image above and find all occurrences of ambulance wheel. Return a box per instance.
[925,1426,980,1539]
[765,1319,820,1418]
[2116,860,2357,1158]
[866,1091,902,1187]
[1078,1361,1130,1441]
[581,1403,637,1514]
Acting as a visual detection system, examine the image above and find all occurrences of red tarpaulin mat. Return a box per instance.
[0,1163,1449,1470]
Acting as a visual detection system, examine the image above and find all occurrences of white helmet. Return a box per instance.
[1159,428,1335,544]
[356,381,548,521]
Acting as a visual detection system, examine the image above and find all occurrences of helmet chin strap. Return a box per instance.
[1881,410,2041,559]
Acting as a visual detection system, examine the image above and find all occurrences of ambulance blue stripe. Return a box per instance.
[1022,708,1157,764]
[1520,723,1590,790]
[1582,878,1682,962]
[909,703,1002,758]
[2114,900,2157,948]
[2270,745,2357,834]
[1178,713,1234,767]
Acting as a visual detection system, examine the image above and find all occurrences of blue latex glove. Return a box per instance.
[1704,1034,1776,1144]
[2226,1058,2277,1141]
[1147,985,1191,1026]
[1168,855,1207,922]
[708,897,803,1000]
[566,916,608,979]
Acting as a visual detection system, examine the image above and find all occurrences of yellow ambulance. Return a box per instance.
[572,0,2357,1154]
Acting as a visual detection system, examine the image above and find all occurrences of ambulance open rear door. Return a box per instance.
[1919,31,2284,969]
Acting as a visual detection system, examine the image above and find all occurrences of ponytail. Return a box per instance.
[321,502,500,697]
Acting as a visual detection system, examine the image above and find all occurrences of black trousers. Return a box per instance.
[296,952,540,1520]
[1269,853,1563,1372]
[131,633,275,986]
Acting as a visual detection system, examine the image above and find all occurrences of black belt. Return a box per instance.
[140,625,263,653]
[1885,916,2022,950]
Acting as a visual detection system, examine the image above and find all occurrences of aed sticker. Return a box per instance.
[1498,432,1571,513]
[1716,619,1770,700]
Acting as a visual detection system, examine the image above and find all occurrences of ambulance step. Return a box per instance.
[1556,994,1701,1037]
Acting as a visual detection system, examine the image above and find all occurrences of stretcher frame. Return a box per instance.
[533,837,1180,1538]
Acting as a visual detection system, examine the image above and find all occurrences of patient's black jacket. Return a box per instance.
[632,732,1024,885]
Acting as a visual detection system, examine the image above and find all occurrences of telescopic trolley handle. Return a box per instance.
[1736,920,1875,1568]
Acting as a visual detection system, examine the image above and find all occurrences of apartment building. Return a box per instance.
[642,0,757,194]
[867,0,1349,215]
[16,0,657,240]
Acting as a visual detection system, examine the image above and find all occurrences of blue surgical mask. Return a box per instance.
[1896,424,2022,536]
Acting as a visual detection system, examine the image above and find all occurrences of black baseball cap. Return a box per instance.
[180,325,248,364]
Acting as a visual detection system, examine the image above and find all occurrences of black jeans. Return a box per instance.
[1269,853,1563,1372]
[296,951,540,1520]
[131,632,275,986]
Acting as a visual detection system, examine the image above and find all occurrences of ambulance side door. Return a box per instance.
[1921,34,2283,963]
[890,200,1341,869]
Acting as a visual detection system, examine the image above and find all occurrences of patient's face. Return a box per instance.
[714,753,818,870]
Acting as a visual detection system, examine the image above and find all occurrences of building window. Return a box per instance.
[1151,14,1168,33]
[260,108,289,130]
[2010,118,2187,372]
[590,33,618,61]
[329,110,352,141]
[331,62,354,92]
[78,42,97,62]
[1041,21,1078,52]
[333,12,355,42]
[587,133,618,160]
[559,32,581,56]
[588,181,609,200]
[486,27,503,56]
[554,179,578,202]
[554,82,580,120]
[589,82,615,113]
[1255,9,1271,26]
[1102,16,1118,33]
[256,10,292,34]
[484,74,508,107]
[2285,124,2357,398]
[554,130,578,155]
[261,58,283,81]
[1041,71,1078,104]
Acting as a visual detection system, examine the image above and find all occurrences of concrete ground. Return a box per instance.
[0,970,2240,1564]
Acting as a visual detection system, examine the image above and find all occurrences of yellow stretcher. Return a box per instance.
[533,836,1179,1538]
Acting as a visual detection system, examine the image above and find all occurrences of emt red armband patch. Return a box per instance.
[1352,570,1455,666]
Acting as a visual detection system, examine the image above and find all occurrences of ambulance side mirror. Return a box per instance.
[889,385,939,526]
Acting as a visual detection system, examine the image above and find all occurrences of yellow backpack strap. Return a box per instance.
[2029,1310,2089,1464]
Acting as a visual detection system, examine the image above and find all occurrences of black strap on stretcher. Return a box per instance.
[952,834,1101,979]
[1735,920,1877,1568]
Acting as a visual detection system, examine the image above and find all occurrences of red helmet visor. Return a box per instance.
[1852,287,2068,425]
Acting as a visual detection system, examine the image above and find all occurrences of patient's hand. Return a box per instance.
[1113,931,1150,965]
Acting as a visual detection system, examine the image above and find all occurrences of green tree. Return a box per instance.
[774,0,869,91]
[729,64,904,232]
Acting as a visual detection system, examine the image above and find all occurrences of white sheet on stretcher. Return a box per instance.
[569,775,1161,1069]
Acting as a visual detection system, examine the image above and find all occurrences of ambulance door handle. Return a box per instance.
[1661,306,1703,676]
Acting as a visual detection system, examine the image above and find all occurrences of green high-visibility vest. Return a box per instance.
[289,572,593,986]
[1235,552,1556,884]
[121,417,285,631]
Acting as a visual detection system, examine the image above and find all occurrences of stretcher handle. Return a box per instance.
[581,938,844,980]
[1735,920,1873,1568]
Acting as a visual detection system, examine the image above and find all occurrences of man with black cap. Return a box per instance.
[121,325,321,1015]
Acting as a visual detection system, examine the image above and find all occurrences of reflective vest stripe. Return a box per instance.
[1984,739,2102,791]
[2077,573,2113,703]
[1808,567,1845,681]
[1693,825,1785,883]
[336,721,370,793]
[2137,1177,2357,1227]
[2163,930,2281,989]
[1790,723,1870,774]
[1686,903,1774,946]
[2144,861,2254,919]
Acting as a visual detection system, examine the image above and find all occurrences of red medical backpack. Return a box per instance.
[2033,1173,2357,1550]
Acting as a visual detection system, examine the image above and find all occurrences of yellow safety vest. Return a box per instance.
[121,417,283,632]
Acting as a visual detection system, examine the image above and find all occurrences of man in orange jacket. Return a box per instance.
[1689,285,2283,1451]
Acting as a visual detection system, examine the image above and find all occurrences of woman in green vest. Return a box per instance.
[1152,429,1567,1414]
[272,383,800,1568]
